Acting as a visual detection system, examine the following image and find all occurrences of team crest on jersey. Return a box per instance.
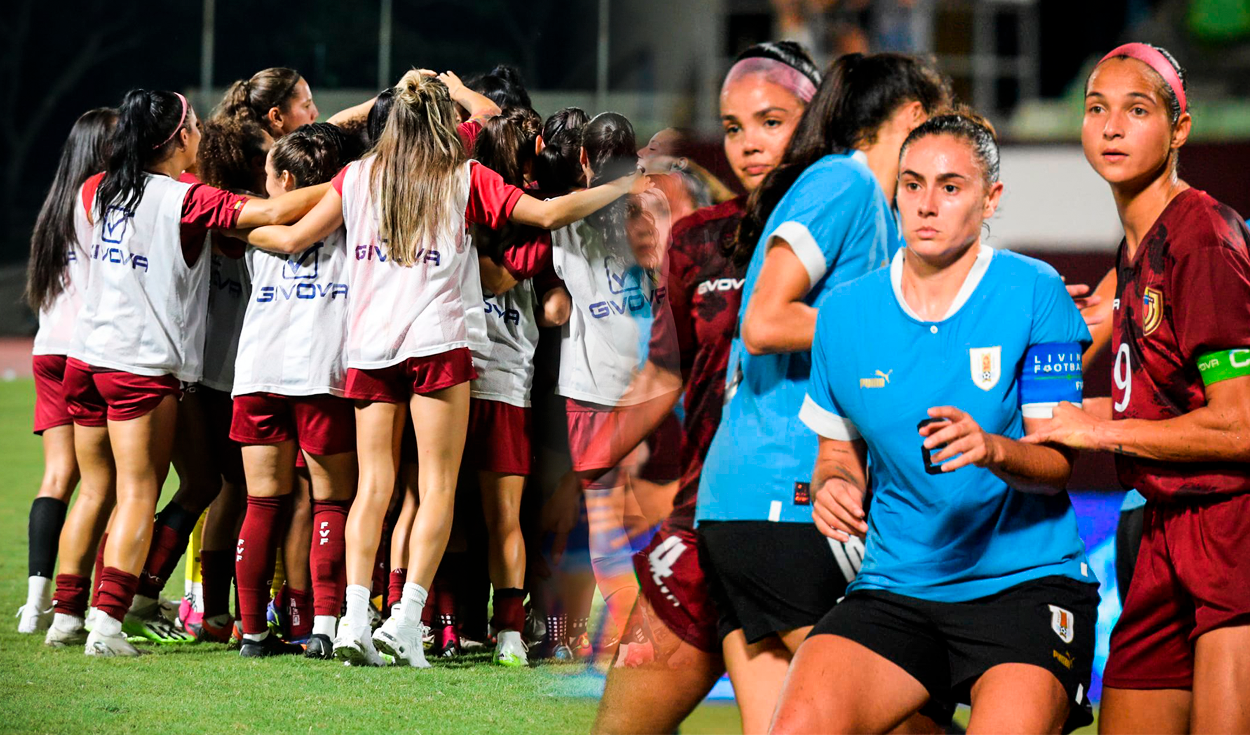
[101,205,131,244]
[1048,604,1075,643]
[283,243,322,280]
[1142,287,1164,336]
[969,347,1001,391]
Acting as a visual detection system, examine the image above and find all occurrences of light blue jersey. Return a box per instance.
[801,246,1097,602]
[695,151,897,525]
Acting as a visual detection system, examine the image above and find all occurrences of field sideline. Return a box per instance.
[0,378,744,733]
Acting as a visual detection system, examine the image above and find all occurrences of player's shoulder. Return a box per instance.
[821,265,891,317]
[671,197,744,241]
[803,153,877,190]
[1163,188,1249,256]
[990,248,1063,284]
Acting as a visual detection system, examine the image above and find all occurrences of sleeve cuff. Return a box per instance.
[770,221,826,289]
[1021,401,1082,419]
[800,394,860,440]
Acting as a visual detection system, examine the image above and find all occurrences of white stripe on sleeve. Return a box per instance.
[770,221,826,289]
[800,394,861,440]
[1021,400,1083,419]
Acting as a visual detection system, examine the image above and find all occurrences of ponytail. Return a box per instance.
[96,89,190,221]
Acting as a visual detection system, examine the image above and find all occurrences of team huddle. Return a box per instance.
[17,36,1250,735]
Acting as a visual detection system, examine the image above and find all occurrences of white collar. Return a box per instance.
[851,149,868,165]
[890,244,994,323]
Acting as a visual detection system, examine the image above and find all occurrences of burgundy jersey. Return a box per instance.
[1112,188,1250,501]
[648,197,746,528]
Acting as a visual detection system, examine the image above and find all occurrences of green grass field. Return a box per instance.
[0,378,743,734]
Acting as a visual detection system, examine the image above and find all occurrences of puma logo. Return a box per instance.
[876,369,892,384]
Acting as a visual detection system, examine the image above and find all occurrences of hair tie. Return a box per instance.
[1098,43,1187,114]
[153,92,189,150]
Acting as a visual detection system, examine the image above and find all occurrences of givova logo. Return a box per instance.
[284,243,322,280]
[101,206,130,244]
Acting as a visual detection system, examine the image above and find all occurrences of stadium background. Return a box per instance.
[0,0,1247,730]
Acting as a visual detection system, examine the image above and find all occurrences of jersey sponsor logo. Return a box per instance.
[255,282,348,302]
[1142,287,1163,336]
[696,277,744,296]
[969,347,1001,391]
[354,243,442,266]
[1048,604,1075,644]
[283,243,322,280]
[483,294,521,324]
[1052,649,1074,670]
[860,369,892,389]
[101,206,131,244]
[589,287,667,319]
[90,243,148,271]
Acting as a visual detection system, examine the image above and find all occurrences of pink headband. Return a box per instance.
[1098,43,1187,114]
[154,92,189,150]
[722,57,817,104]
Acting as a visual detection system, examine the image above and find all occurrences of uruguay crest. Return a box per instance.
[1142,287,1164,336]
[1048,604,1075,644]
[969,346,1001,391]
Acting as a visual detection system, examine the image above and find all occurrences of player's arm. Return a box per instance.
[537,286,571,327]
[741,239,817,355]
[233,182,332,229]
[922,408,1075,494]
[508,173,643,231]
[243,187,344,254]
[326,96,376,128]
[811,437,870,543]
[479,257,519,294]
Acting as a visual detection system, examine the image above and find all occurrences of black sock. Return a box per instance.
[28,497,68,578]
[155,501,200,537]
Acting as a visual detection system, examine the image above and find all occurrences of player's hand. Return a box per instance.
[813,478,867,542]
[1020,401,1101,450]
[1066,283,1107,328]
[922,406,1004,472]
[437,70,465,98]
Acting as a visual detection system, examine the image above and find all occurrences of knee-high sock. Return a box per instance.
[310,500,349,619]
[234,496,284,635]
[27,497,67,579]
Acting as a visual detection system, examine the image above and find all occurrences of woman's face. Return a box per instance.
[638,128,685,174]
[263,148,289,198]
[719,74,805,192]
[274,77,319,135]
[179,107,203,164]
[1082,59,1183,187]
[897,134,1001,263]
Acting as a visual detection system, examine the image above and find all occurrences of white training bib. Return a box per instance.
[233,228,350,397]
[33,198,92,357]
[200,244,251,392]
[340,157,474,369]
[70,173,208,381]
[470,278,540,407]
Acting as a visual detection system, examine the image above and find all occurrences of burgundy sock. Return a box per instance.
[235,496,284,635]
[388,568,407,613]
[490,588,527,633]
[310,500,349,618]
[136,501,197,598]
[95,566,140,623]
[433,572,457,633]
[285,586,312,639]
[200,549,234,619]
[89,533,108,607]
[371,542,388,600]
[53,573,91,618]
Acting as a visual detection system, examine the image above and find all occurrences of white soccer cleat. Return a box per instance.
[494,630,529,667]
[372,615,431,668]
[44,613,86,647]
[16,604,52,634]
[84,627,144,657]
[332,620,385,667]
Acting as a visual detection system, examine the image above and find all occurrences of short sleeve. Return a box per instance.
[1170,241,1250,361]
[1020,266,1092,419]
[181,184,249,230]
[330,166,349,196]
[501,230,553,281]
[82,172,104,220]
[765,163,874,289]
[466,162,524,229]
[800,305,861,440]
[1027,267,1092,350]
[648,247,695,377]
[458,119,484,151]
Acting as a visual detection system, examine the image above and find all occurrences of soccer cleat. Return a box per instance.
[434,625,460,658]
[333,621,385,667]
[123,603,195,644]
[570,632,593,661]
[523,608,546,649]
[190,614,234,644]
[85,628,144,657]
[494,630,529,667]
[44,615,87,648]
[372,616,431,668]
[16,604,52,634]
[240,633,305,658]
[551,641,575,662]
[304,633,333,660]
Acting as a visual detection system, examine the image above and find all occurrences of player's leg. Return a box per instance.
[1099,689,1191,735]
[388,464,418,615]
[964,664,1068,734]
[22,423,79,633]
[1189,625,1250,733]
[724,630,794,734]
[236,440,302,656]
[279,471,313,641]
[305,443,356,660]
[480,469,528,665]
[197,477,245,642]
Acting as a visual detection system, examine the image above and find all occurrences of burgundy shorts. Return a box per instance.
[63,358,182,426]
[1102,492,1250,690]
[230,392,356,457]
[344,348,476,403]
[466,398,531,476]
[33,355,72,434]
[565,398,646,473]
[634,522,719,653]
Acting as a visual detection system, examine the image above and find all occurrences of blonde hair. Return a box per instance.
[368,69,468,267]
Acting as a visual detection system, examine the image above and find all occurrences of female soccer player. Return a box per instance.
[774,110,1099,735]
[242,69,643,667]
[46,88,330,656]
[592,41,820,734]
[1024,43,1250,734]
[230,122,358,658]
[218,67,319,138]
[693,52,949,732]
[20,107,116,635]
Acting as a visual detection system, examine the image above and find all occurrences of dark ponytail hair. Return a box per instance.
[271,122,350,189]
[465,64,533,111]
[197,117,270,194]
[533,107,590,195]
[731,52,951,266]
[217,67,303,132]
[470,107,543,261]
[365,88,396,149]
[581,112,638,250]
[900,107,1000,189]
[734,40,822,88]
[96,89,193,222]
[26,107,117,312]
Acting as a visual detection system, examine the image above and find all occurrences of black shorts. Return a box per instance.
[700,520,862,645]
[811,575,1099,733]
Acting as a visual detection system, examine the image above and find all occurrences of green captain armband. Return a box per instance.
[1196,349,1250,386]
